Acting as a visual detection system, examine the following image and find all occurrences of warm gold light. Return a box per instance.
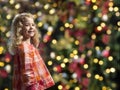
[106,68,110,73]
[15,3,21,9]
[52,39,57,44]
[87,73,91,78]
[93,5,98,10]
[61,63,66,68]
[0,62,4,67]
[91,0,96,3]
[109,7,113,11]
[106,29,111,35]
[108,56,113,61]
[56,56,61,61]
[114,7,119,12]
[93,58,98,63]
[75,40,79,45]
[58,85,63,90]
[75,87,80,90]
[64,23,69,28]
[73,50,78,54]
[97,26,102,31]
[99,60,104,65]
[83,64,88,69]
[110,67,116,73]
[63,58,69,63]
[95,74,99,79]
[48,61,53,66]
[91,33,96,39]
[37,22,43,27]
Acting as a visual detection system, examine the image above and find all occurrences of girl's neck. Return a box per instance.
[23,38,31,44]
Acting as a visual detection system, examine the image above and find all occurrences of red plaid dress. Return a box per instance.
[13,42,55,90]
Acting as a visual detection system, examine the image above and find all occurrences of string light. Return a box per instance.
[6,14,12,20]
[50,52,56,59]
[87,50,92,56]
[0,26,6,32]
[115,12,120,17]
[5,64,11,73]
[44,4,50,10]
[9,0,15,4]
[102,86,107,90]
[87,73,91,78]
[93,58,98,63]
[65,85,70,89]
[69,24,73,28]
[72,73,77,78]
[118,27,120,32]
[37,22,43,27]
[4,88,8,90]
[91,0,96,3]
[110,67,116,73]
[99,60,104,65]
[106,29,111,35]
[108,56,113,61]
[102,14,108,21]
[53,67,57,72]
[95,46,100,51]
[52,39,57,44]
[58,85,63,90]
[83,64,88,69]
[74,55,79,59]
[100,22,106,27]
[106,68,110,73]
[49,8,55,14]
[60,26,64,31]
[117,21,120,26]
[95,74,99,79]
[113,7,119,12]
[109,7,113,11]
[75,87,80,90]
[15,3,21,9]
[61,63,66,68]
[47,60,53,66]
[109,1,113,7]
[99,76,103,81]
[56,56,61,61]
[73,50,78,55]
[0,62,5,67]
[70,53,74,58]
[91,33,96,40]
[0,46,4,54]
[6,31,10,37]
[63,58,69,63]
[97,26,102,31]
[52,3,57,7]
[64,23,70,28]
[75,40,79,45]
[35,2,40,7]
[93,5,98,10]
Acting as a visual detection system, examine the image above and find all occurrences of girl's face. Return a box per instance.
[21,17,36,39]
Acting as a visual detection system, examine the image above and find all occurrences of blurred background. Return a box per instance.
[0,0,120,90]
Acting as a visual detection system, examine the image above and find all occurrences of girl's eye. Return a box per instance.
[25,24,29,26]
[32,24,35,26]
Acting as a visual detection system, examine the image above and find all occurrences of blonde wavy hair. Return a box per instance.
[8,13,40,55]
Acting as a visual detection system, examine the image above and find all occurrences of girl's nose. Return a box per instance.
[30,25,34,29]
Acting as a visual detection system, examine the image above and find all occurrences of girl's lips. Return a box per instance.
[28,30,34,33]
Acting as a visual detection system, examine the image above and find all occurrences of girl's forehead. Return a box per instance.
[23,17,34,23]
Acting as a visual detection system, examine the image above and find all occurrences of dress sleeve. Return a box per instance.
[34,49,55,89]
[17,45,36,86]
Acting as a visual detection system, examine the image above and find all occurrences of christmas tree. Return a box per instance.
[0,0,120,90]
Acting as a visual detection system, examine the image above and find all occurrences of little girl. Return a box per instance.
[8,13,54,90]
